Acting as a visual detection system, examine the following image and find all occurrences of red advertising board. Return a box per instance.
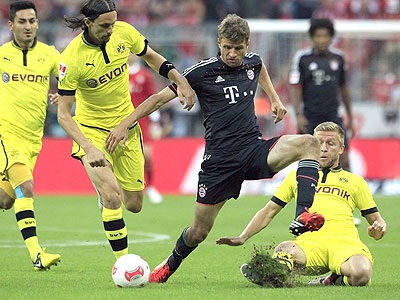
[33,138,400,195]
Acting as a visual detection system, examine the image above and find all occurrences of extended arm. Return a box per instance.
[258,61,287,123]
[216,200,283,246]
[364,212,386,240]
[141,46,195,110]
[105,87,176,153]
[57,95,107,167]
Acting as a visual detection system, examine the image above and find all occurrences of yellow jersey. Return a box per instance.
[58,21,147,130]
[273,167,378,237]
[0,39,60,144]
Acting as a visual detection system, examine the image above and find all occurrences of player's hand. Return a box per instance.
[216,236,245,246]
[346,117,354,138]
[176,78,196,111]
[271,101,287,124]
[106,124,129,154]
[367,220,386,240]
[85,145,107,168]
[296,114,308,133]
[49,93,59,105]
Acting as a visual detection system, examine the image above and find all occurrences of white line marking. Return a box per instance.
[0,227,170,248]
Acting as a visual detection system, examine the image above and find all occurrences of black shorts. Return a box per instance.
[304,115,349,147]
[196,136,281,205]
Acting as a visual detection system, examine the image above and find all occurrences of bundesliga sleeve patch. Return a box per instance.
[59,62,68,79]
[289,70,300,84]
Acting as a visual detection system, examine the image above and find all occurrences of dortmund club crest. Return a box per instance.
[117,42,126,54]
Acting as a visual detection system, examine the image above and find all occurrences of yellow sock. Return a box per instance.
[102,207,128,259]
[14,197,41,261]
[272,251,294,271]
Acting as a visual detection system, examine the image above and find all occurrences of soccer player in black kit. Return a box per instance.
[106,14,324,283]
[290,18,353,169]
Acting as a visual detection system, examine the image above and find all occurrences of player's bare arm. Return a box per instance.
[365,212,387,240]
[216,200,282,246]
[141,46,196,110]
[58,95,106,167]
[106,87,176,154]
[258,61,287,123]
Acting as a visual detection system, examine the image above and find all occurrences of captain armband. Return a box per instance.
[159,60,176,78]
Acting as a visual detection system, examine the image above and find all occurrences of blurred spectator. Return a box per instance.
[370,62,398,104]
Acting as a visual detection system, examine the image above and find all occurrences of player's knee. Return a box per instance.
[350,272,371,286]
[0,196,14,210]
[348,261,372,286]
[101,189,122,209]
[124,201,142,213]
[18,180,34,198]
[274,241,295,254]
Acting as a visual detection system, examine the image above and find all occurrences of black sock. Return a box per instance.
[167,227,198,271]
[295,159,319,217]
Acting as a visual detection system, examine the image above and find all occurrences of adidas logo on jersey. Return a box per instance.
[215,75,225,83]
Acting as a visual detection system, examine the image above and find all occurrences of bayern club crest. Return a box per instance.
[247,69,254,80]
[198,185,207,198]
[330,59,339,71]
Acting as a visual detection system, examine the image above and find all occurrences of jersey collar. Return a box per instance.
[217,51,244,70]
[82,29,107,47]
[12,37,37,50]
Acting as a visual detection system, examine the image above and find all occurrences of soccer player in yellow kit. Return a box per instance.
[217,122,387,286]
[57,0,195,260]
[0,1,61,270]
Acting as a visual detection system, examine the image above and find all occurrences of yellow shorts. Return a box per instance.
[0,134,37,187]
[293,233,373,275]
[71,119,145,192]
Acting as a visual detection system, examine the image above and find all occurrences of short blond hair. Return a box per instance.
[314,121,345,146]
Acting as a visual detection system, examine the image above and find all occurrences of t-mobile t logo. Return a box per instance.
[223,86,239,104]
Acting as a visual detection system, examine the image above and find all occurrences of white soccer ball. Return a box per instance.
[112,254,150,288]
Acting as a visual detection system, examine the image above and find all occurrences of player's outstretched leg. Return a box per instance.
[289,159,323,235]
[149,227,197,283]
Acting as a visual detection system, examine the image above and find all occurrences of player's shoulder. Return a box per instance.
[243,52,261,65]
[35,41,60,55]
[293,47,313,60]
[181,56,219,77]
[329,46,345,58]
[0,41,12,51]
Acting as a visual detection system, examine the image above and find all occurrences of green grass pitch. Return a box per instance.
[0,194,399,299]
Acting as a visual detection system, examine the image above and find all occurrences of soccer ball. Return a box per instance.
[112,254,150,288]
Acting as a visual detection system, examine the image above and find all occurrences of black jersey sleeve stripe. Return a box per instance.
[137,39,149,57]
[168,83,178,96]
[270,196,287,207]
[58,89,76,96]
[361,207,378,217]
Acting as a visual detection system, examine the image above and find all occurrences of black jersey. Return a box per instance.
[170,52,262,151]
[289,47,346,118]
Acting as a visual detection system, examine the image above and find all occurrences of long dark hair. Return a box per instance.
[64,0,116,31]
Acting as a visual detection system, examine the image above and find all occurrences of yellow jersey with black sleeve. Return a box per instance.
[58,21,147,130]
[273,166,378,237]
[0,39,60,146]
